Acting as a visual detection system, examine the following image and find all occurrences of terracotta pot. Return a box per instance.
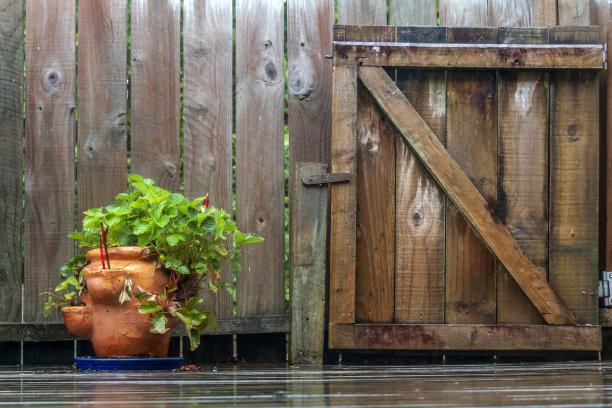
[62,247,176,358]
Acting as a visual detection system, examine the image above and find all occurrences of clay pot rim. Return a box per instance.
[86,246,155,262]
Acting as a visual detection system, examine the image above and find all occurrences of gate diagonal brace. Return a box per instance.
[357,66,576,326]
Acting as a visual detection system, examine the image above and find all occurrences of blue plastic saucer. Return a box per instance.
[75,357,184,371]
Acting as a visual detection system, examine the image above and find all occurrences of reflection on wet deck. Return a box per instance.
[1,362,612,407]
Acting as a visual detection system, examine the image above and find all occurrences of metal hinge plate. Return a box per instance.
[599,271,612,307]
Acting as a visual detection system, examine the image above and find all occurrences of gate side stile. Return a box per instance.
[549,26,600,324]
[329,64,358,330]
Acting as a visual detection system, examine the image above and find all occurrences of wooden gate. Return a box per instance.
[329,25,603,352]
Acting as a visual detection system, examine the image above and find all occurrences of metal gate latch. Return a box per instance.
[302,173,351,186]
[599,271,612,307]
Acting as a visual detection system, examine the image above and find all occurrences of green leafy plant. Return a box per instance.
[43,174,263,350]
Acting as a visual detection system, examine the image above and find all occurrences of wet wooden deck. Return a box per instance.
[1,362,612,407]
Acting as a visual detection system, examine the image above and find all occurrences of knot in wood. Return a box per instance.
[264,62,278,83]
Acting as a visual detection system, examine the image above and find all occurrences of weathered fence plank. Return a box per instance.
[354,82,396,323]
[131,0,181,192]
[236,0,285,316]
[329,65,358,324]
[444,27,498,325]
[329,323,601,351]
[389,0,436,25]
[549,26,600,324]
[493,23,549,324]
[339,27,396,324]
[394,27,446,324]
[558,0,592,25]
[77,0,127,222]
[533,0,558,26]
[290,163,328,365]
[0,0,24,322]
[183,0,233,317]
[489,0,533,26]
[337,0,387,25]
[287,0,333,164]
[24,0,76,321]
[440,0,489,26]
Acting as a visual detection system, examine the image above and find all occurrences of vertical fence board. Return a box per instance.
[444,26,498,325]
[236,0,285,316]
[558,0,592,24]
[495,27,549,325]
[183,0,233,317]
[329,64,358,324]
[389,0,437,25]
[440,0,489,26]
[77,0,127,223]
[131,0,180,191]
[549,26,599,324]
[354,82,396,323]
[337,0,387,25]
[290,162,328,365]
[0,0,24,322]
[394,27,446,324]
[489,0,533,26]
[287,0,333,164]
[339,24,396,324]
[533,0,558,26]
[24,0,76,321]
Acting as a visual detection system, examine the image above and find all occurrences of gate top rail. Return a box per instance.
[333,42,604,69]
[332,24,605,70]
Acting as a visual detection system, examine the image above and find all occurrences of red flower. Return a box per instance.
[203,194,210,210]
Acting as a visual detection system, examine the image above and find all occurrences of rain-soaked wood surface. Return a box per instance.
[493,27,549,324]
[337,0,387,25]
[444,26,498,325]
[24,0,76,322]
[77,0,127,223]
[344,25,396,325]
[289,163,328,365]
[389,0,436,25]
[183,0,233,318]
[329,65,358,325]
[130,0,181,191]
[0,0,23,322]
[287,0,333,164]
[354,82,396,324]
[549,26,600,325]
[2,363,612,406]
[558,0,592,25]
[332,43,605,69]
[394,26,446,324]
[329,323,601,350]
[358,66,576,326]
[235,0,285,316]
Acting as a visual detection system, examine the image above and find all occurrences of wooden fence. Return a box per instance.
[0,0,610,364]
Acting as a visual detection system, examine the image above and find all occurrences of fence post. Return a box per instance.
[290,162,329,365]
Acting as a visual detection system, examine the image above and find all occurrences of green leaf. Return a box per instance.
[205,311,217,331]
[187,327,201,351]
[105,202,131,215]
[234,231,264,246]
[208,280,218,294]
[167,193,185,206]
[163,257,181,270]
[137,231,155,247]
[152,313,169,334]
[68,232,86,242]
[133,220,150,235]
[166,233,187,247]
[139,301,163,314]
[230,250,243,272]
[104,213,121,227]
[177,265,189,275]
[134,289,150,303]
[185,296,203,310]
